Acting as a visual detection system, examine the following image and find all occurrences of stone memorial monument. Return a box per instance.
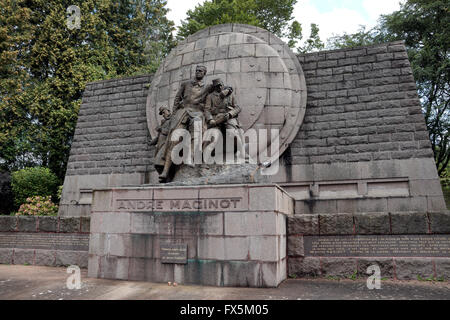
[54,23,450,285]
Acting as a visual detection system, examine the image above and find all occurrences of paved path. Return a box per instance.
[1,265,450,300]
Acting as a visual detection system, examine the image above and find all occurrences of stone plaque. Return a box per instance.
[0,233,89,251]
[160,243,188,264]
[304,235,450,257]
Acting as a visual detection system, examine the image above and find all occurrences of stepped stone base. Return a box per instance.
[88,184,293,287]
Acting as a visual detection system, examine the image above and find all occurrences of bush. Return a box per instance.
[16,196,58,216]
[11,167,59,207]
[0,171,14,215]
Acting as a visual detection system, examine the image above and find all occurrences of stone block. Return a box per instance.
[287,235,304,256]
[337,198,388,213]
[17,216,37,232]
[153,187,198,211]
[197,236,249,261]
[357,258,394,279]
[38,216,58,232]
[59,217,80,233]
[99,212,131,234]
[0,216,17,232]
[128,258,146,281]
[225,212,277,236]
[321,258,357,278]
[319,213,354,235]
[287,215,319,235]
[55,250,89,268]
[145,258,174,283]
[354,213,390,235]
[13,249,34,265]
[87,255,100,278]
[0,248,13,264]
[248,186,278,211]
[100,256,130,280]
[434,258,450,280]
[394,258,434,280]
[34,250,55,266]
[199,186,249,211]
[91,190,113,212]
[410,179,445,197]
[390,212,428,234]
[108,234,132,257]
[260,262,281,287]
[304,199,338,214]
[429,212,450,234]
[288,257,321,277]
[387,197,427,212]
[427,196,447,212]
[183,260,221,286]
[199,213,223,236]
[249,236,279,262]
[130,212,158,234]
[80,217,90,233]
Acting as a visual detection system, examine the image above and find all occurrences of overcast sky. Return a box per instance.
[166,0,404,42]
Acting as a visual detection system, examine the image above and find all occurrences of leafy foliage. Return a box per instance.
[327,0,450,176]
[178,0,296,39]
[16,195,58,216]
[11,167,59,207]
[0,0,175,180]
[177,0,325,53]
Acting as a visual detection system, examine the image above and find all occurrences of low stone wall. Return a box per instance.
[287,211,450,280]
[0,216,90,268]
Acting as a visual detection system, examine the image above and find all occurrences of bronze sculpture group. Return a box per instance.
[152,65,243,183]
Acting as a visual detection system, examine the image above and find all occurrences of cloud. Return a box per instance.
[167,0,204,28]
[293,0,368,43]
[362,0,403,23]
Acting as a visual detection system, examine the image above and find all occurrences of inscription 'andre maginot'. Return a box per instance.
[116,198,242,211]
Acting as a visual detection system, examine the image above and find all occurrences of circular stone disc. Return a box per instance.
[147,23,307,162]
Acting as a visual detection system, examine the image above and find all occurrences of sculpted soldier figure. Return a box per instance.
[151,107,172,176]
[205,78,244,159]
[155,65,213,182]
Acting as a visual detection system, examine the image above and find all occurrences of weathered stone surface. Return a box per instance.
[435,259,450,280]
[13,249,34,265]
[395,258,434,280]
[0,216,17,232]
[288,257,321,277]
[354,213,390,234]
[429,212,450,234]
[321,258,357,278]
[225,212,277,236]
[287,215,319,235]
[80,217,90,233]
[287,235,304,256]
[34,250,55,266]
[17,216,37,232]
[0,248,13,264]
[87,255,100,278]
[59,218,80,233]
[319,213,354,235]
[38,216,58,232]
[55,250,88,268]
[357,258,394,279]
[171,164,269,185]
[390,212,428,234]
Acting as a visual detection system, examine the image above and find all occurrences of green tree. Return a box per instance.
[178,0,325,53]
[178,0,297,39]
[11,167,59,207]
[327,0,450,176]
[0,0,175,181]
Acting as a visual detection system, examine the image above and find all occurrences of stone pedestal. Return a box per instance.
[88,184,293,288]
